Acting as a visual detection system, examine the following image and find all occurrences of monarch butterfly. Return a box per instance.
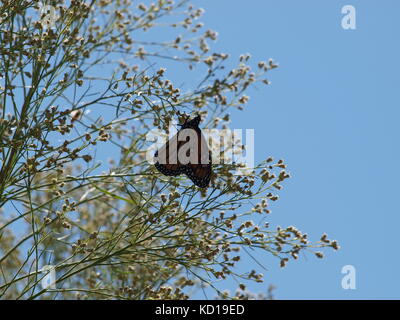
[154,115,212,188]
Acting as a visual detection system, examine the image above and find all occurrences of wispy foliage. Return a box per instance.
[0,0,339,299]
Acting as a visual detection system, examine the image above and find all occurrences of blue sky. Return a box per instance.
[186,0,400,299]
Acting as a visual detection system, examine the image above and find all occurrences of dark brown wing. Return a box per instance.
[183,128,212,188]
[154,132,186,176]
[184,162,211,188]
[154,115,212,187]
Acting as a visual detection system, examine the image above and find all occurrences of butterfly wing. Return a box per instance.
[184,127,212,188]
[185,162,211,188]
[154,132,185,176]
[154,115,212,188]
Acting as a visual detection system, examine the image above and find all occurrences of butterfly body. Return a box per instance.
[154,115,212,188]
